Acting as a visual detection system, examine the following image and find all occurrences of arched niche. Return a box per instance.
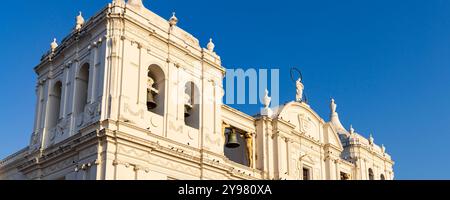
[369,168,374,180]
[147,64,165,116]
[48,81,63,128]
[223,128,249,167]
[184,81,200,129]
[74,63,90,115]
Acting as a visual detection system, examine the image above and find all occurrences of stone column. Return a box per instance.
[334,159,340,180]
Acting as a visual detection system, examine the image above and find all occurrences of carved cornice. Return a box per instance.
[17,130,99,172]
[323,143,343,152]
[0,147,29,170]
[36,9,108,72]
[112,129,201,163]
[222,105,255,122]
[345,143,393,164]
[109,9,225,73]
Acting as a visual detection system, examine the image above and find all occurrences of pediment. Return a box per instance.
[277,102,323,140]
[323,123,344,150]
[300,153,316,165]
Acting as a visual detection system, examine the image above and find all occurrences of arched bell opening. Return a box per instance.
[74,63,90,115]
[147,64,165,116]
[184,82,200,129]
[368,168,374,180]
[222,123,254,168]
[48,81,63,128]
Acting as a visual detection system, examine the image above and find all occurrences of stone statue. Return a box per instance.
[296,78,304,102]
[244,132,254,168]
[369,134,374,145]
[330,98,337,114]
[349,125,355,135]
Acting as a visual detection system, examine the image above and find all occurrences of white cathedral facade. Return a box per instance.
[0,0,394,180]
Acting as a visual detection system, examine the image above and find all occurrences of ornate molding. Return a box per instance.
[123,103,144,119]
[205,133,222,148]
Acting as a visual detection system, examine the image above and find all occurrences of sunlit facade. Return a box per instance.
[0,0,393,180]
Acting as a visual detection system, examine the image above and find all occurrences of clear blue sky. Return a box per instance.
[1,0,449,180]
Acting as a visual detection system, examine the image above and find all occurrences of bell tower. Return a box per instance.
[100,1,226,152]
[26,0,227,179]
[0,0,395,181]
[30,8,105,153]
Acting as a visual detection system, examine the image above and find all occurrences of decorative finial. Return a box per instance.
[207,38,215,52]
[50,38,58,53]
[261,89,273,116]
[381,144,386,153]
[263,89,271,108]
[369,134,374,145]
[113,0,125,5]
[330,98,337,114]
[75,11,85,31]
[169,12,178,26]
[127,0,144,8]
[349,125,354,135]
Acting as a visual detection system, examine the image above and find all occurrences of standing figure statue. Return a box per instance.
[330,98,337,114]
[244,132,254,168]
[296,78,304,102]
[369,134,374,145]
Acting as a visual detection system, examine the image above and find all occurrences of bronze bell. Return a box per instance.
[226,129,240,148]
[184,104,192,117]
[147,90,157,110]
